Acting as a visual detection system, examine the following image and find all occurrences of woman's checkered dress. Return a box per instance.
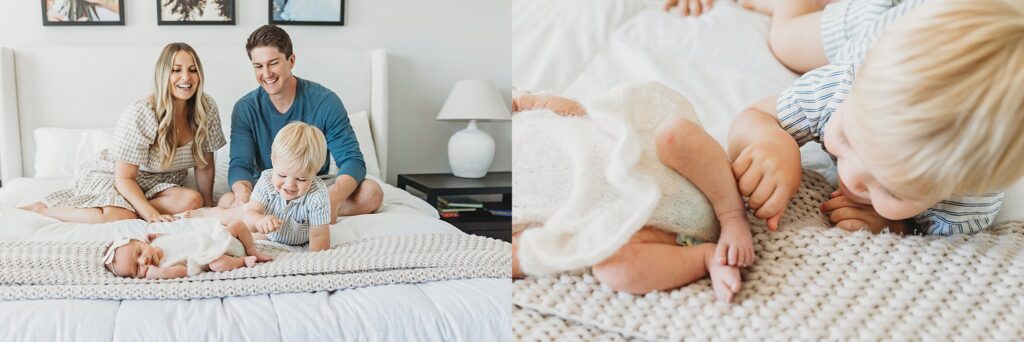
[42,95,226,212]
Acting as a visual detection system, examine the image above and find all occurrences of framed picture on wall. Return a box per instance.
[41,0,125,26]
[269,0,344,26]
[158,0,235,25]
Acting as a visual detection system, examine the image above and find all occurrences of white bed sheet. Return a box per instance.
[0,177,511,341]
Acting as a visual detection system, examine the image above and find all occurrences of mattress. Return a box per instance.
[0,177,511,341]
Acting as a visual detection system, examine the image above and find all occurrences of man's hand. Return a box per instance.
[230,182,254,208]
[664,0,714,16]
[255,215,283,234]
[821,190,908,235]
[731,138,802,230]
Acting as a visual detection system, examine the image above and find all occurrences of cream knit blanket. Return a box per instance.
[513,82,717,276]
[0,233,510,300]
[513,171,1024,340]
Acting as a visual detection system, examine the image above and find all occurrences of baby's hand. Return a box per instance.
[715,212,755,267]
[821,190,909,235]
[732,138,802,231]
[664,0,713,16]
[256,215,283,234]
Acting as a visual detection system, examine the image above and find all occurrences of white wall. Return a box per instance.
[0,0,511,185]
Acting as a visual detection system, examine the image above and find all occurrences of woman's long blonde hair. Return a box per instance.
[151,42,212,169]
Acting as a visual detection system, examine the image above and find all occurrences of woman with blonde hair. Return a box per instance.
[21,42,226,223]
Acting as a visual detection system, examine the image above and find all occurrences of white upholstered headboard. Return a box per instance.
[0,45,388,184]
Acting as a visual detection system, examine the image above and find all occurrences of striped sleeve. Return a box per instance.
[913,192,1004,235]
[776,64,855,146]
[830,0,931,65]
[305,179,333,226]
[250,170,275,207]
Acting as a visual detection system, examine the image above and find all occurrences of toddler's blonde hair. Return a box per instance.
[849,0,1024,200]
[271,122,328,175]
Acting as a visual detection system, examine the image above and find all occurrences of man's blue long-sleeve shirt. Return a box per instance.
[228,77,366,187]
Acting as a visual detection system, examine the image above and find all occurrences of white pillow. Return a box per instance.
[346,110,382,179]
[33,128,112,179]
[995,178,1024,224]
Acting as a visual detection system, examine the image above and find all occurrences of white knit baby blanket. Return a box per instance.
[513,171,1024,340]
[513,82,718,276]
[0,233,510,300]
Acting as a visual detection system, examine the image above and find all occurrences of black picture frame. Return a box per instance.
[41,0,126,26]
[158,0,236,26]
[269,0,345,26]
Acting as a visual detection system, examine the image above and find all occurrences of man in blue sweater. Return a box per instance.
[219,25,383,223]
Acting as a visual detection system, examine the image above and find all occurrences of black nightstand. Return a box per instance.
[398,172,511,242]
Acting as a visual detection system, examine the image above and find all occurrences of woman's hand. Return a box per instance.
[142,210,178,223]
[664,0,714,16]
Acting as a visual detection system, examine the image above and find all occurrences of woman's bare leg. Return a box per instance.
[29,204,137,223]
[150,187,203,215]
[591,227,742,302]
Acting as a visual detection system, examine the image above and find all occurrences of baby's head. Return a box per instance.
[823,0,1024,220]
[270,121,328,201]
[103,238,164,278]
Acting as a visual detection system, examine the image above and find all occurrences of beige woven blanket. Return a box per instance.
[513,171,1024,340]
[0,233,511,300]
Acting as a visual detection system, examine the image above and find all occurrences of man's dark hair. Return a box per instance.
[246,25,293,59]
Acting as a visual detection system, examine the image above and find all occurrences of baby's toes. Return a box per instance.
[244,256,257,268]
[255,252,274,262]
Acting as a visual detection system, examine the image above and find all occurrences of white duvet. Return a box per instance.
[0,177,511,341]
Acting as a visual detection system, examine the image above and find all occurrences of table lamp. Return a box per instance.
[436,79,511,178]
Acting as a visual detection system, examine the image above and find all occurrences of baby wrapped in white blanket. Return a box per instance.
[513,82,755,301]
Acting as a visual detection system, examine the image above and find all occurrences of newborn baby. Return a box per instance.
[104,219,272,279]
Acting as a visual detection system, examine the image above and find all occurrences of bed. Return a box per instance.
[0,46,510,341]
[511,0,1024,339]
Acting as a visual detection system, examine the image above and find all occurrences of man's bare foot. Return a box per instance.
[738,0,775,14]
[180,208,205,219]
[18,202,47,213]
[705,245,742,302]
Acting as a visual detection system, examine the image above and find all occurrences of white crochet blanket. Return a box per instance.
[0,233,510,300]
[513,171,1024,340]
[513,82,717,276]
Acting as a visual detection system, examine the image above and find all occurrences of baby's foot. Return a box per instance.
[244,256,258,268]
[705,247,742,302]
[253,252,273,263]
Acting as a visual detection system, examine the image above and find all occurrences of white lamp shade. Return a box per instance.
[436,79,511,121]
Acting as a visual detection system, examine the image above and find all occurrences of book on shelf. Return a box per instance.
[439,206,479,212]
[438,196,484,208]
[487,209,511,217]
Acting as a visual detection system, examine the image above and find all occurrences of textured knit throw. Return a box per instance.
[0,233,510,300]
[513,170,1024,341]
[513,82,717,276]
